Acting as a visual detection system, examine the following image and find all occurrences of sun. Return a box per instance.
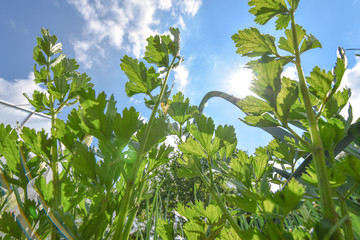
[225,65,254,98]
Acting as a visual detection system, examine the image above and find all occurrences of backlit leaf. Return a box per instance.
[167,91,196,125]
[248,0,288,25]
[306,66,333,100]
[178,137,207,159]
[120,55,161,97]
[232,28,278,57]
[188,114,216,156]
[250,60,282,108]
[236,96,273,115]
[323,88,350,119]
[299,34,322,54]
[144,35,170,68]
[276,77,298,122]
[242,113,280,128]
[70,142,97,181]
[253,147,269,179]
[278,25,306,54]
[275,13,291,30]
[215,125,237,159]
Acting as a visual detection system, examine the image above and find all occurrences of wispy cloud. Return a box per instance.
[67,0,202,68]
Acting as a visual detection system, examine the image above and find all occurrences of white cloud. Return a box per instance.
[179,0,202,16]
[341,58,360,121]
[174,63,189,93]
[282,65,298,80]
[0,73,50,131]
[224,65,254,98]
[0,73,43,105]
[67,0,202,68]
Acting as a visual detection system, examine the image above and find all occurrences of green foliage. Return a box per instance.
[1,2,360,239]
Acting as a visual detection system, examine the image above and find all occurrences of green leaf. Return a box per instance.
[287,0,300,10]
[319,118,345,151]
[24,90,51,114]
[248,0,288,25]
[335,155,360,181]
[232,28,278,57]
[268,139,296,165]
[137,115,168,153]
[33,65,48,83]
[120,55,161,97]
[168,27,181,57]
[156,219,174,240]
[242,113,280,128]
[33,46,47,66]
[273,178,305,216]
[236,96,273,115]
[0,212,22,238]
[299,34,322,54]
[144,35,170,68]
[69,72,94,100]
[333,47,347,91]
[275,13,291,30]
[323,88,350,119]
[230,154,252,188]
[167,92,196,125]
[113,107,141,146]
[227,195,258,214]
[278,25,306,54]
[177,155,202,179]
[36,175,54,202]
[70,142,97,180]
[250,60,282,108]
[0,124,20,173]
[178,137,207,159]
[253,147,269,179]
[78,89,117,140]
[276,77,298,122]
[306,66,333,100]
[188,114,216,156]
[21,127,52,160]
[48,75,70,102]
[36,28,62,57]
[215,125,237,159]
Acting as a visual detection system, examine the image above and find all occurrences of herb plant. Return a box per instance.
[1,0,360,239]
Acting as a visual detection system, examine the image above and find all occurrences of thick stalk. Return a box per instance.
[113,57,177,239]
[289,5,341,239]
[47,57,61,240]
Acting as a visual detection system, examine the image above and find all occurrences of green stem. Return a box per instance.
[197,166,243,237]
[113,57,177,239]
[290,5,342,239]
[340,198,354,240]
[46,56,61,240]
[283,123,311,149]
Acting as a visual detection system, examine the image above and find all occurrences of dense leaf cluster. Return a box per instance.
[1,0,360,239]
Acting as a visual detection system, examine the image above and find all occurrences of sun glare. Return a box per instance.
[225,65,254,98]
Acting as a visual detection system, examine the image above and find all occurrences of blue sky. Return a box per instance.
[1,0,360,153]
